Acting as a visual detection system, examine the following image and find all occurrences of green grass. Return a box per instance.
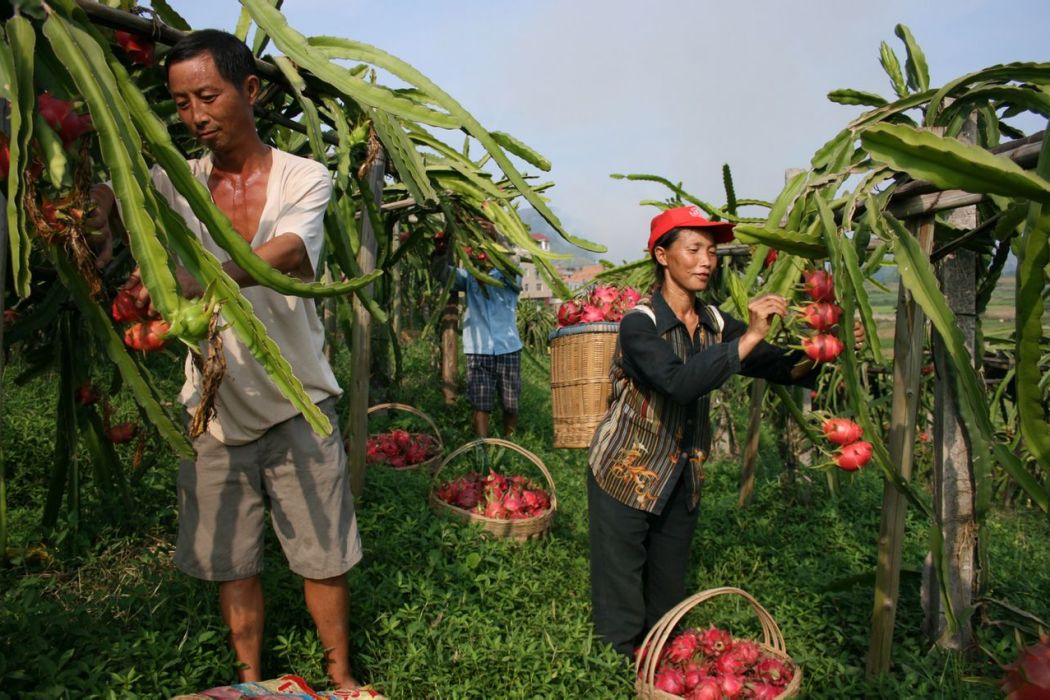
[2,339,1048,698]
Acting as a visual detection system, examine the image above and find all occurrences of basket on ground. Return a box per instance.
[429,438,557,541]
[636,587,802,699]
[363,403,444,472]
[549,322,619,448]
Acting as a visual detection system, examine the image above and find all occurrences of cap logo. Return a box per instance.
[687,206,703,218]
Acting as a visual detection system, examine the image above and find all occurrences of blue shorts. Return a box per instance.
[466,351,521,413]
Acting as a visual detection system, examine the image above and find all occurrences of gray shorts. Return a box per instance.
[175,398,363,581]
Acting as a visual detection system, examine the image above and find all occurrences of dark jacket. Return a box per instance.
[588,293,816,513]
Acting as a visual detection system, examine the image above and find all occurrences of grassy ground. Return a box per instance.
[2,338,1048,698]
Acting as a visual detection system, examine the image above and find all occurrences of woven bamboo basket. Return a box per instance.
[365,402,444,472]
[429,438,557,541]
[636,587,802,699]
[549,322,619,448]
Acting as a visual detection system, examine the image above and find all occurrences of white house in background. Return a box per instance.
[519,232,554,301]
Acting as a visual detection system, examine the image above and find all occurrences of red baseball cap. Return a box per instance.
[648,205,735,253]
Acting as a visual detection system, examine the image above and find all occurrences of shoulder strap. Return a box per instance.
[704,304,725,334]
[628,304,656,326]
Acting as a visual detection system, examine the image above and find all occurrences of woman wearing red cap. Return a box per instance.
[586,205,837,658]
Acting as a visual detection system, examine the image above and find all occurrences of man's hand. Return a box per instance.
[852,319,866,350]
[122,265,202,318]
[87,184,117,268]
[175,267,203,300]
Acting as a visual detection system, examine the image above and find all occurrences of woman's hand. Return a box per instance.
[739,293,788,360]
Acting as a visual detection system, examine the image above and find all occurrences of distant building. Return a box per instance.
[519,232,554,301]
[560,263,604,292]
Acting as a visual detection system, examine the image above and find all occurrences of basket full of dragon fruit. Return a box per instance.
[429,438,556,541]
[636,587,801,699]
[362,403,444,471]
[548,284,642,448]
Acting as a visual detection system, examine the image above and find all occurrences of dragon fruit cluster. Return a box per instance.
[365,429,438,469]
[798,270,844,364]
[556,284,641,327]
[820,417,873,472]
[435,470,551,520]
[638,626,796,699]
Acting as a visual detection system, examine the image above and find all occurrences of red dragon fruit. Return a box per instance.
[112,288,148,323]
[105,421,138,444]
[718,673,745,699]
[483,499,508,519]
[579,304,605,323]
[664,629,701,664]
[755,657,795,687]
[822,417,864,446]
[1001,636,1050,699]
[75,383,101,406]
[522,489,550,511]
[799,302,843,331]
[835,441,873,471]
[750,682,784,700]
[687,678,721,700]
[801,333,844,363]
[803,269,835,302]
[699,626,733,657]
[115,29,155,66]
[682,661,704,691]
[714,650,748,676]
[590,284,619,306]
[653,668,686,696]
[557,300,583,327]
[618,286,641,308]
[729,639,761,667]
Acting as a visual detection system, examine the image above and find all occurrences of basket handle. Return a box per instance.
[636,586,788,694]
[431,438,558,512]
[366,402,444,453]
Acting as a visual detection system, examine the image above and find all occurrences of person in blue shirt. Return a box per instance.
[433,228,523,438]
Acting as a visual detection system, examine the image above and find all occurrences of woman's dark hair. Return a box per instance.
[649,227,686,290]
[165,30,256,88]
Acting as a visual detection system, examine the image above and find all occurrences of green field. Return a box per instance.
[863,274,1048,357]
[2,340,1048,698]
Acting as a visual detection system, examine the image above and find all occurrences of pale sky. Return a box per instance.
[170,1,1049,263]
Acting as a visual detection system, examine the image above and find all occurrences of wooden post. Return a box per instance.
[391,220,402,340]
[866,216,935,676]
[440,295,459,405]
[922,111,980,651]
[737,378,767,506]
[0,98,9,559]
[322,265,337,363]
[345,150,385,499]
[739,167,801,506]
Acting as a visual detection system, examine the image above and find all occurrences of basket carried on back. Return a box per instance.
[636,587,802,699]
[364,403,444,472]
[429,438,557,541]
[549,322,619,448]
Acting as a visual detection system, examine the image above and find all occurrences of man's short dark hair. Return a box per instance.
[165,29,256,88]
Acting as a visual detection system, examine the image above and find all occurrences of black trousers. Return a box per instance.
[587,467,700,657]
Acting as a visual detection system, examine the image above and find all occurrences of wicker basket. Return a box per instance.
[429,438,557,541]
[365,402,444,472]
[636,587,802,699]
[549,322,619,448]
